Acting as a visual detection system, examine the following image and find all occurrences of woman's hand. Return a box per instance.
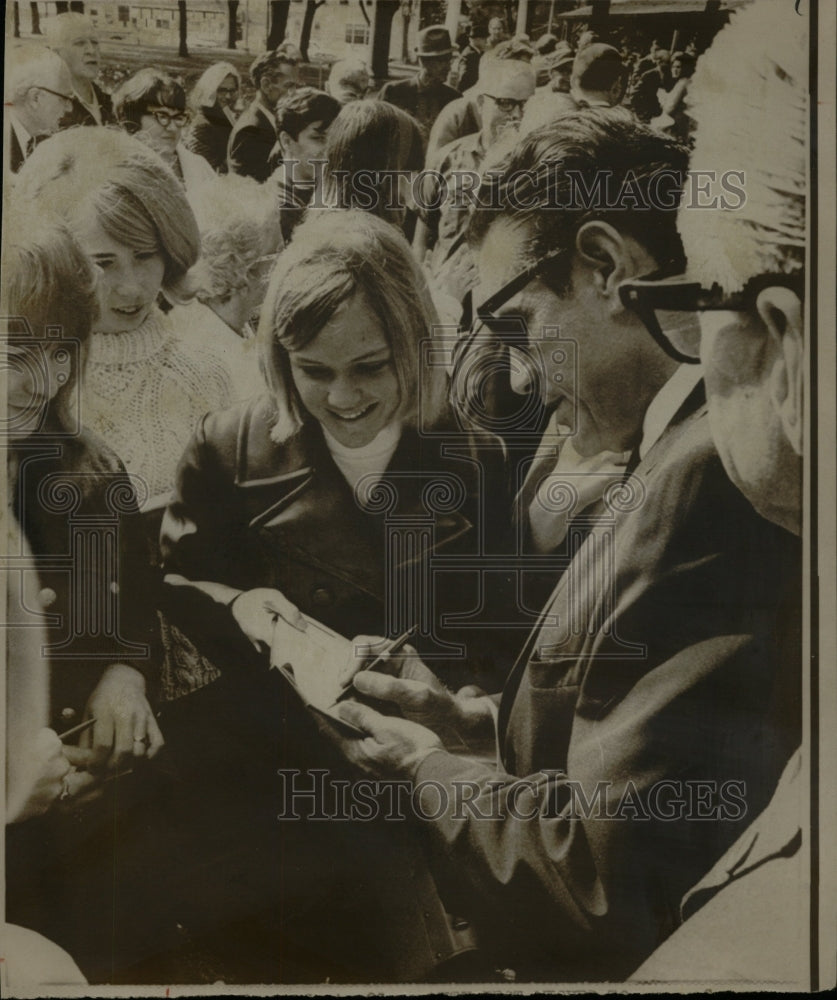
[230,587,307,651]
[80,664,164,772]
[340,636,496,749]
[7,728,71,823]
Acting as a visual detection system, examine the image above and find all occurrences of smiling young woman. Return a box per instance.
[14,127,258,507]
[162,209,510,679]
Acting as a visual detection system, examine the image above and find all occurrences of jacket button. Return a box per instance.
[38,587,57,608]
[311,587,333,607]
[61,707,77,721]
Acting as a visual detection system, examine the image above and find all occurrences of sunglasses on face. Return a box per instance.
[618,269,806,364]
[147,107,190,127]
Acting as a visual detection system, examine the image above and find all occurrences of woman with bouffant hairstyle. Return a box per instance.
[15,127,248,506]
[112,68,215,192]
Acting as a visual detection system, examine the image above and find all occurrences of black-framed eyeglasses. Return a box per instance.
[483,93,528,114]
[618,268,806,365]
[458,246,568,355]
[35,85,74,103]
[146,107,190,128]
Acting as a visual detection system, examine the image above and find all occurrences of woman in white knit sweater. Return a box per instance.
[16,127,254,508]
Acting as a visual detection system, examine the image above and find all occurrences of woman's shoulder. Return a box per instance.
[195,394,312,483]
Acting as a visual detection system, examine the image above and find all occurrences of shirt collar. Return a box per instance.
[639,363,704,460]
[75,85,102,123]
[10,114,34,155]
[256,96,276,128]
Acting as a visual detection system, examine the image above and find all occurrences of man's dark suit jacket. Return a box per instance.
[62,81,114,127]
[228,99,275,182]
[378,75,460,137]
[409,396,801,981]
[8,126,26,173]
[454,44,482,92]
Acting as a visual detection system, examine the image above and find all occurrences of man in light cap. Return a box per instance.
[45,12,113,126]
[4,45,75,173]
[629,0,806,983]
[416,55,536,273]
[571,42,628,108]
[379,25,460,138]
[326,58,369,105]
[521,42,578,132]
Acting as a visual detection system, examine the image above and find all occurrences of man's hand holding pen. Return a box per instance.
[328,634,498,777]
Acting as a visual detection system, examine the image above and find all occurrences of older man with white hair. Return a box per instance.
[629,0,807,983]
[416,54,536,273]
[4,45,74,173]
[44,11,113,127]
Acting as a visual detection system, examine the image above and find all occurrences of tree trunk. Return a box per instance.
[298,0,324,64]
[178,0,189,57]
[267,0,289,49]
[30,1,41,34]
[368,0,400,81]
[227,0,239,49]
[400,4,412,63]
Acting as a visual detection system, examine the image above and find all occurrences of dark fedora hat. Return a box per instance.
[416,25,454,58]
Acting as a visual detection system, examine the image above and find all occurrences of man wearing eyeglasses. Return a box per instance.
[329,109,800,980]
[629,0,806,983]
[229,45,300,182]
[416,56,536,279]
[4,46,75,174]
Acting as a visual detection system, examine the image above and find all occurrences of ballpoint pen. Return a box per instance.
[333,625,417,703]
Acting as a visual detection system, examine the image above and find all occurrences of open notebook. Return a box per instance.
[269,613,364,734]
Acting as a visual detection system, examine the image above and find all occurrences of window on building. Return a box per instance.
[345,23,370,45]
[118,4,129,22]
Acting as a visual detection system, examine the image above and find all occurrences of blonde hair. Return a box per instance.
[2,213,97,432]
[258,210,448,441]
[189,61,240,111]
[14,127,200,300]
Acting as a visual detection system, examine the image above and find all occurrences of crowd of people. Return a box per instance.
[3,1,809,989]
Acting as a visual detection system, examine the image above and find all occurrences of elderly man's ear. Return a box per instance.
[756,285,804,456]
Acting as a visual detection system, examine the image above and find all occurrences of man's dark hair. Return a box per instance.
[251,44,299,88]
[275,87,340,140]
[469,109,689,295]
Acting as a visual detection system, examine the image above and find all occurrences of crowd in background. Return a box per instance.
[3,2,809,990]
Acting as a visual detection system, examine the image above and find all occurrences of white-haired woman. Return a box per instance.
[183,61,241,173]
[168,173,283,403]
